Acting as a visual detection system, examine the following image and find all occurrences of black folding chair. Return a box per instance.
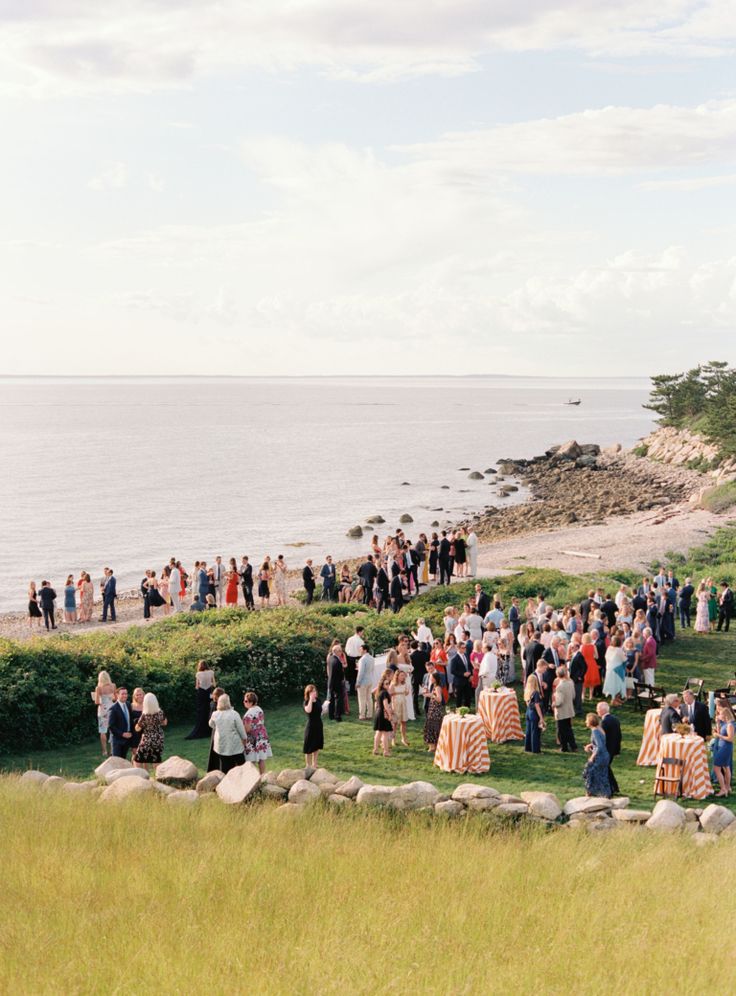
[684,677,705,701]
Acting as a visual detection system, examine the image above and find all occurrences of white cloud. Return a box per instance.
[1,1,735,95]
[87,161,128,191]
[401,99,736,177]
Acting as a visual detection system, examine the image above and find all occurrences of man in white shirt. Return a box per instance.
[478,648,498,691]
[465,609,483,643]
[355,645,374,720]
[484,603,504,629]
[345,625,365,694]
[213,555,225,607]
[466,529,478,577]
[169,563,182,613]
[413,617,434,650]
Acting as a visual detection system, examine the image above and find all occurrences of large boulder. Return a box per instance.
[451,784,499,804]
[95,756,132,780]
[196,771,224,794]
[100,778,154,802]
[20,770,49,785]
[553,440,582,461]
[346,525,363,538]
[356,785,395,807]
[41,776,66,792]
[309,768,339,787]
[327,793,352,807]
[216,763,262,805]
[365,515,385,524]
[334,775,365,799]
[466,796,501,811]
[399,513,413,524]
[151,781,176,796]
[261,783,288,800]
[435,800,464,817]
[62,779,98,794]
[289,779,322,805]
[105,767,149,785]
[610,797,631,810]
[276,768,308,791]
[387,781,441,811]
[468,471,484,480]
[699,804,736,835]
[612,809,652,823]
[166,790,199,806]
[520,791,562,821]
[155,756,198,788]
[563,796,612,816]
[646,799,686,831]
[494,802,529,816]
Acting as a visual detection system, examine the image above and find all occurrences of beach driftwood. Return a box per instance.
[559,549,602,560]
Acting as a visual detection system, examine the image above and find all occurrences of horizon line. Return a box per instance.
[0,373,651,381]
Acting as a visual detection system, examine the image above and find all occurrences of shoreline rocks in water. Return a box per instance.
[464,440,710,542]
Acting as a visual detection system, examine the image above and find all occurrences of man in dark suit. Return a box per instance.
[660,694,683,734]
[450,647,473,707]
[523,632,544,680]
[568,641,587,717]
[108,688,134,758]
[301,559,315,605]
[320,556,336,601]
[240,556,254,609]
[475,585,490,619]
[358,556,378,606]
[438,531,451,586]
[600,594,617,629]
[579,590,595,632]
[678,577,694,628]
[375,561,390,614]
[102,568,116,622]
[597,702,622,794]
[409,640,429,714]
[717,581,734,632]
[327,646,345,722]
[541,638,562,712]
[389,566,404,614]
[680,689,712,739]
[38,580,57,630]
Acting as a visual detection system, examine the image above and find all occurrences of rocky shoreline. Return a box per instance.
[464,439,710,543]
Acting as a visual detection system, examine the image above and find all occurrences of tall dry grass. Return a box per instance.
[0,778,732,994]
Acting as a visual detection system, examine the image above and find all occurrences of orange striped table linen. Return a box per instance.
[636,708,662,766]
[655,733,712,801]
[434,714,490,775]
[477,688,524,743]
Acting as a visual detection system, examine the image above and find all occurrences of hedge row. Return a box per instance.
[0,567,624,753]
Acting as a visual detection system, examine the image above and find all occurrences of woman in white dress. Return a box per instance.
[396,659,415,722]
[93,670,116,757]
[694,581,710,634]
[390,669,411,746]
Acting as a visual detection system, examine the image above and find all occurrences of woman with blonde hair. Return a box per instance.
[390,669,410,747]
[243,691,272,774]
[134,693,167,771]
[27,581,42,630]
[93,670,116,757]
[208,693,246,773]
[523,666,546,754]
[694,580,710,634]
[712,699,735,797]
[303,683,324,768]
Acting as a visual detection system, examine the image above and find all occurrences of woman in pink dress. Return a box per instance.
[694,581,710,634]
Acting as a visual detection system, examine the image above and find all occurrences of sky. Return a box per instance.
[1,1,736,377]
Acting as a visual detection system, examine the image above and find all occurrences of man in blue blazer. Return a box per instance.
[108,688,134,758]
[102,568,117,622]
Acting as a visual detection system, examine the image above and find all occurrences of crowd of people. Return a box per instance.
[25,526,481,630]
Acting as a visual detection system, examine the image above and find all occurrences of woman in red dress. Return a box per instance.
[225,558,239,607]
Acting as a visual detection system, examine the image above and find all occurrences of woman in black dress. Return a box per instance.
[27,581,42,630]
[372,671,394,757]
[423,673,446,752]
[428,533,439,582]
[303,684,324,767]
[454,531,466,578]
[185,660,216,739]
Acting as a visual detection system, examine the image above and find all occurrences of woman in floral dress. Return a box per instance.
[273,555,288,606]
[423,673,446,752]
[134,693,168,771]
[694,581,711,634]
[243,691,272,774]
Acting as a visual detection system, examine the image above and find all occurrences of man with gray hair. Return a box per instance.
[660,693,682,735]
[552,666,577,753]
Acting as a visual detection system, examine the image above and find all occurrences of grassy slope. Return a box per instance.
[1,782,733,995]
[4,627,735,811]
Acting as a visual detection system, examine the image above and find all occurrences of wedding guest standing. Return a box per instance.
[356,644,375,720]
[208,694,246,773]
[101,568,116,622]
[107,687,134,759]
[582,713,611,798]
[243,692,272,774]
[129,687,145,758]
[581,633,600,700]
[523,666,546,754]
[79,572,94,622]
[169,562,182,613]
[680,688,712,739]
[327,645,345,722]
[212,555,225,607]
[258,559,271,609]
[302,559,316,605]
[273,555,288,607]
[240,556,254,610]
[320,556,336,601]
[552,666,577,753]
[27,581,42,630]
[390,670,410,747]
[185,660,216,739]
[206,686,226,772]
[596,701,622,794]
[717,581,734,632]
[422,672,446,753]
[93,670,117,757]
[373,671,394,757]
[225,558,239,607]
[303,684,324,768]
[712,699,735,797]
[466,528,478,577]
[134,693,167,772]
[38,580,57,631]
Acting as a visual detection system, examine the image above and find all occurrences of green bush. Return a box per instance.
[701,481,736,514]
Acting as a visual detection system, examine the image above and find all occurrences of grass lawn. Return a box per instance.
[3,628,735,812]
[1,781,734,994]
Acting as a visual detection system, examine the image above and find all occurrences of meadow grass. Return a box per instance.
[0,779,733,995]
[4,628,735,812]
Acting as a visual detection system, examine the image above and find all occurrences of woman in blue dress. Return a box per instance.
[523,667,546,754]
[712,700,735,797]
[63,574,77,624]
[583,713,611,797]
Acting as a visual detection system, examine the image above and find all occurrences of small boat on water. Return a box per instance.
[564,399,581,406]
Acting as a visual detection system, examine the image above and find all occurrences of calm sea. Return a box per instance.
[0,376,653,612]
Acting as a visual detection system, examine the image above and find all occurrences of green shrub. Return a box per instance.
[632,444,649,458]
[701,481,736,514]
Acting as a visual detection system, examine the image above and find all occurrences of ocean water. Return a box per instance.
[0,376,653,612]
